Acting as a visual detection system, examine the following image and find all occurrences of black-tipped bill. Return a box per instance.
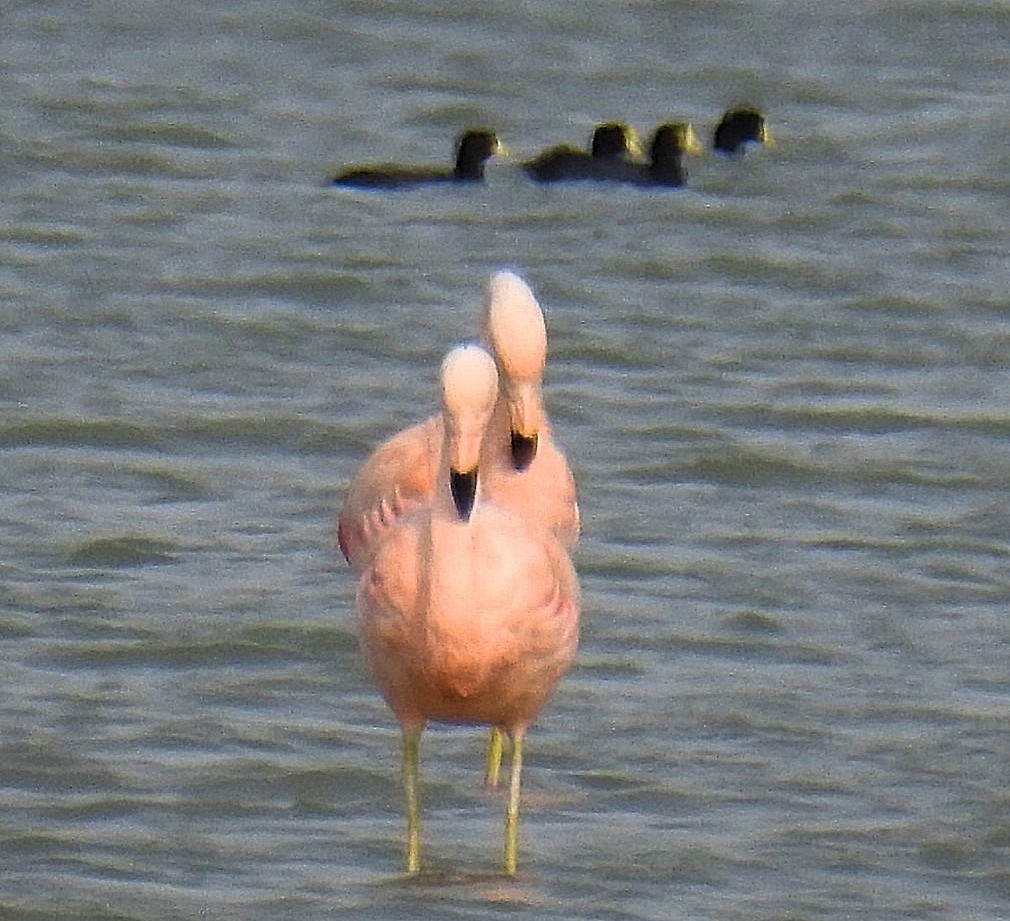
[449,468,478,521]
[510,431,538,471]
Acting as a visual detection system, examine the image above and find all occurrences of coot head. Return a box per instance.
[454,128,506,179]
[649,122,703,162]
[712,107,770,154]
[590,122,641,160]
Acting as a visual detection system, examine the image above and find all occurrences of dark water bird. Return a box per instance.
[629,122,704,187]
[331,128,504,189]
[712,107,771,154]
[522,121,641,182]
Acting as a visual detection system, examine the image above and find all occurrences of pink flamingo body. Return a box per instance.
[360,502,579,729]
[336,415,440,567]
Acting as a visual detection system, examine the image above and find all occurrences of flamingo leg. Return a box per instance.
[484,726,504,791]
[402,727,422,874]
[504,729,525,876]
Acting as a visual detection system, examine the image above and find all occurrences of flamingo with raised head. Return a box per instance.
[355,344,580,875]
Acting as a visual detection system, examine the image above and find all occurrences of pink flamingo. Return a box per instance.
[355,345,580,875]
[338,272,580,790]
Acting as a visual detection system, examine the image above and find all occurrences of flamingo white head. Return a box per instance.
[440,344,499,520]
[483,271,548,470]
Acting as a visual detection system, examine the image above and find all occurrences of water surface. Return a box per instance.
[2,2,1009,919]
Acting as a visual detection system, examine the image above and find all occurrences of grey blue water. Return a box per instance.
[2,2,1009,918]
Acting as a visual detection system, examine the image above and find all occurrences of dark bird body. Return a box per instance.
[332,128,503,189]
[624,122,703,187]
[523,122,640,183]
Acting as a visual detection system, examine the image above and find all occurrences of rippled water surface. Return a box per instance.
[3,2,1010,918]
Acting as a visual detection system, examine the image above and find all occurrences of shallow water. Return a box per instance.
[2,1,1010,918]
